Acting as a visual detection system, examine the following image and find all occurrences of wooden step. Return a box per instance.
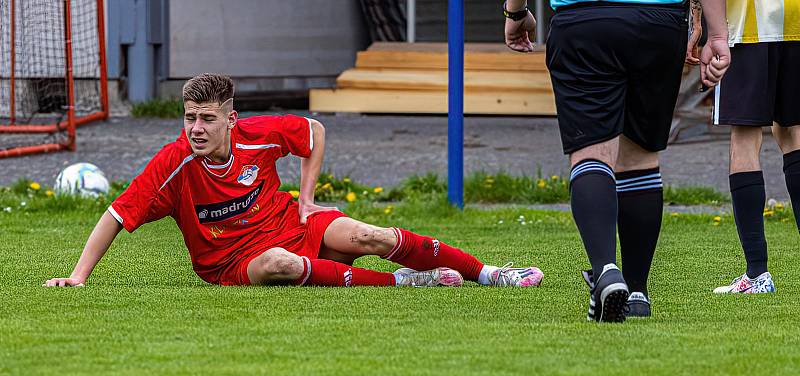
[356,42,547,72]
[309,88,556,115]
[336,69,553,92]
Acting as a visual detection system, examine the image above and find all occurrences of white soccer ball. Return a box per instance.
[55,163,110,197]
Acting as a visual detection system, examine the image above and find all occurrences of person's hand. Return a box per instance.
[298,201,339,224]
[504,10,536,53]
[700,36,731,87]
[685,12,702,64]
[43,277,85,287]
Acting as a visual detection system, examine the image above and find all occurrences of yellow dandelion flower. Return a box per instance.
[384,205,394,214]
[321,183,332,190]
[775,203,785,210]
[537,179,546,188]
[373,187,384,194]
[346,192,357,202]
[670,212,679,217]
[551,175,559,181]
[289,190,300,199]
[29,182,41,190]
[45,190,54,197]
[713,216,722,223]
[763,210,774,217]
[343,178,351,183]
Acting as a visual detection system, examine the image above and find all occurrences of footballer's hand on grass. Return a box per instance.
[685,17,702,65]
[700,37,731,87]
[43,277,85,287]
[504,11,536,53]
[299,202,339,224]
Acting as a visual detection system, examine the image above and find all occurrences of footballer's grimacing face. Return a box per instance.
[183,100,237,162]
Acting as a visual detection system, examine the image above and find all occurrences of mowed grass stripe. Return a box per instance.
[1,203,798,375]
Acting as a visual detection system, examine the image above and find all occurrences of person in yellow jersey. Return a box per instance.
[690,0,800,294]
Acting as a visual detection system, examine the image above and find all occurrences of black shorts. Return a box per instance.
[714,41,800,127]
[546,3,688,154]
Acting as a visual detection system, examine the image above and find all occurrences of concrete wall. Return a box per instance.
[168,0,369,79]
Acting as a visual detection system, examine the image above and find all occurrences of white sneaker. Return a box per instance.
[713,272,776,294]
[488,262,544,287]
[394,267,464,287]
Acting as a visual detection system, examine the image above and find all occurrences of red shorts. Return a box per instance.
[216,209,348,286]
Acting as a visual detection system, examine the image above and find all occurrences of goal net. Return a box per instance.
[0,0,108,158]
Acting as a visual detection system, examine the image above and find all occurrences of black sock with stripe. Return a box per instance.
[570,159,618,279]
[784,150,800,231]
[616,167,663,296]
[730,171,768,279]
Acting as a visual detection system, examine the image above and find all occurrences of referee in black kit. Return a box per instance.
[503,0,730,322]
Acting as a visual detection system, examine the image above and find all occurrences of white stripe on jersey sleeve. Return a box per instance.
[306,117,314,152]
[107,206,124,224]
[235,143,281,150]
[160,154,195,190]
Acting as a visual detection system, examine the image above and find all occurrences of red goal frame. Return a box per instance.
[0,0,108,158]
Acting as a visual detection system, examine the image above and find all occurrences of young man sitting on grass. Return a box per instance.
[44,73,543,289]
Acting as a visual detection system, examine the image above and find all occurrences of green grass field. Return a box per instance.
[2,197,798,375]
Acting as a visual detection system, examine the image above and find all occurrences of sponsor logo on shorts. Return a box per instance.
[195,181,263,224]
[237,165,259,186]
[432,239,440,257]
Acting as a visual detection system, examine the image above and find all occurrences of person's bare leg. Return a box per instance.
[772,124,800,230]
[246,245,394,287]
[319,217,543,287]
[246,247,304,285]
[730,126,762,174]
[319,218,395,258]
[771,124,800,155]
[319,217,475,286]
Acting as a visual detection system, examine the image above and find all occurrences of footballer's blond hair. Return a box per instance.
[182,73,234,109]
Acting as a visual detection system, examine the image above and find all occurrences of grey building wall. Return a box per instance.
[168,0,369,79]
[413,0,553,43]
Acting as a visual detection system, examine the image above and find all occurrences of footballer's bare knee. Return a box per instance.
[348,223,395,255]
[247,247,303,285]
[730,126,763,173]
[617,136,658,172]
[772,124,800,154]
[569,137,619,169]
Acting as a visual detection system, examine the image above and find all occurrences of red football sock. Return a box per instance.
[293,257,395,286]
[383,228,484,281]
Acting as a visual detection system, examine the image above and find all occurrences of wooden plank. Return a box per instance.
[336,69,553,92]
[310,88,556,115]
[356,49,547,72]
[367,42,545,53]
[358,43,546,72]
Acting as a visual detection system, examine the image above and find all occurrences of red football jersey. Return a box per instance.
[109,114,314,283]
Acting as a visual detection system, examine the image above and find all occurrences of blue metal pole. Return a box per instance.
[447,0,464,209]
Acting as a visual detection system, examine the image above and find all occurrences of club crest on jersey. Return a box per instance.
[237,165,259,186]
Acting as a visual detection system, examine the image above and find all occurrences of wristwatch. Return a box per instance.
[503,1,529,21]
